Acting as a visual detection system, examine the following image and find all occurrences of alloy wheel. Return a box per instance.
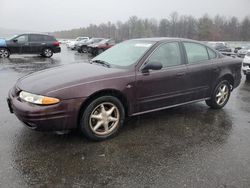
[0,49,9,58]
[89,102,120,136]
[44,49,52,57]
[215,84,229,106]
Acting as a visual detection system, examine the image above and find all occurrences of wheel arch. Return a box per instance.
[218,74,234,89]
[42,47,53,53]
[77,89,129,126]
[0,47,11,53]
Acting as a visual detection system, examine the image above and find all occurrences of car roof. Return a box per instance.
[17,33,54,37]
[130,37,199,43]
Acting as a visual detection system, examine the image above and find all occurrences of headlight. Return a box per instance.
[19,91,60,105]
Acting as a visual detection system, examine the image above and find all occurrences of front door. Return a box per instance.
[136,42,188,113]
[7,35,28,54]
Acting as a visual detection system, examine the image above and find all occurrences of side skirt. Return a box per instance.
[131,98,210,116]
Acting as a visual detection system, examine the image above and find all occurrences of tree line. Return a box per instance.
[52,12,250,42]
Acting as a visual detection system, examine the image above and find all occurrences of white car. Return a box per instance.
[237,46,250,58]
[66,37,89,50]
[242,50,250,81]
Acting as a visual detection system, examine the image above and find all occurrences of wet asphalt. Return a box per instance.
[0,46,250,188]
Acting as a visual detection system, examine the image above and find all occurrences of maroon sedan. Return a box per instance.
[7,38,242,141]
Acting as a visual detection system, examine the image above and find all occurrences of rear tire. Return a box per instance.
[0,48,10,58]
[81,46,87,53]
[246,75,250,81]
[79,96,125,141]
[206,80,231,109]
[42,48,53,58]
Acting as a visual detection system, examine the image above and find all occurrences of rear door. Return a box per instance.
[28,34,45,53]
[182,41,219,100]
[136,42,189,113]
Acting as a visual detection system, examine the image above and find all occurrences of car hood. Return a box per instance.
[239,49,249,54]
[0,39,6,47]
[17,63,126,96]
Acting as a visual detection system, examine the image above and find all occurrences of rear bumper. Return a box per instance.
[242,64,250,75]
[53,47,61,53]
[7,88,86,131]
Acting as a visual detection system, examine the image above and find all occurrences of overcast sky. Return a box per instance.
[1,0,250,32]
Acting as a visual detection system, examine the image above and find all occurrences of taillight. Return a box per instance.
[53,41,60,46]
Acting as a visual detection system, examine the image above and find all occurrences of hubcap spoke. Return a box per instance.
[104,122,109,132]
[93,121,103,131]
[108,116,118,122]
[91,114,102,120]
[107,106,115,116]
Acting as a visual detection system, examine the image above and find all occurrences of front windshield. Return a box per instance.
[99,39,109,44]
[92,40,154,68]
[7,35,18,40]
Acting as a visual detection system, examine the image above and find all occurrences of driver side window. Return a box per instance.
[16,35,28,43]
[148,42,182,68]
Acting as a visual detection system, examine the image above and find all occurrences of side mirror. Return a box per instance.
[105,42,109,46]
[13,39,18,43]
[141,61,163,73]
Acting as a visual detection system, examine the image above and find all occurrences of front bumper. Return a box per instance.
[7,87,86,131]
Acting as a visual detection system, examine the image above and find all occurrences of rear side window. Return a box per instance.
[184,42,209,64]
[207,47,217,59]
[29,35,55,42]
[148,42,182,68]
[44,35,55,41]
[29,35,44,42]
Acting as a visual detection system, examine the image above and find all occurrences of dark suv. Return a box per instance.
[0,34,61,58]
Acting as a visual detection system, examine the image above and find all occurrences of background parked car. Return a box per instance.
[88,39,116,56]
[237,46,250,58]
[76,38,104,53]
[0,33,60,58]
[234,46,242,53]
[66,37,89,50]
[242,50,250,81]
[207,42,232,56]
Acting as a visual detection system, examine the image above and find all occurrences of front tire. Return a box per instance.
[206,80,231,109]
[79,96,125,141]
[42,48,53,58]
[0,48,10,58]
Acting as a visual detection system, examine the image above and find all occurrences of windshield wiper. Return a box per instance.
[91,60,111,68]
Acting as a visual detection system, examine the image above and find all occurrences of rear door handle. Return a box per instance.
[176,72,185,77]
[212,67,220,72]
